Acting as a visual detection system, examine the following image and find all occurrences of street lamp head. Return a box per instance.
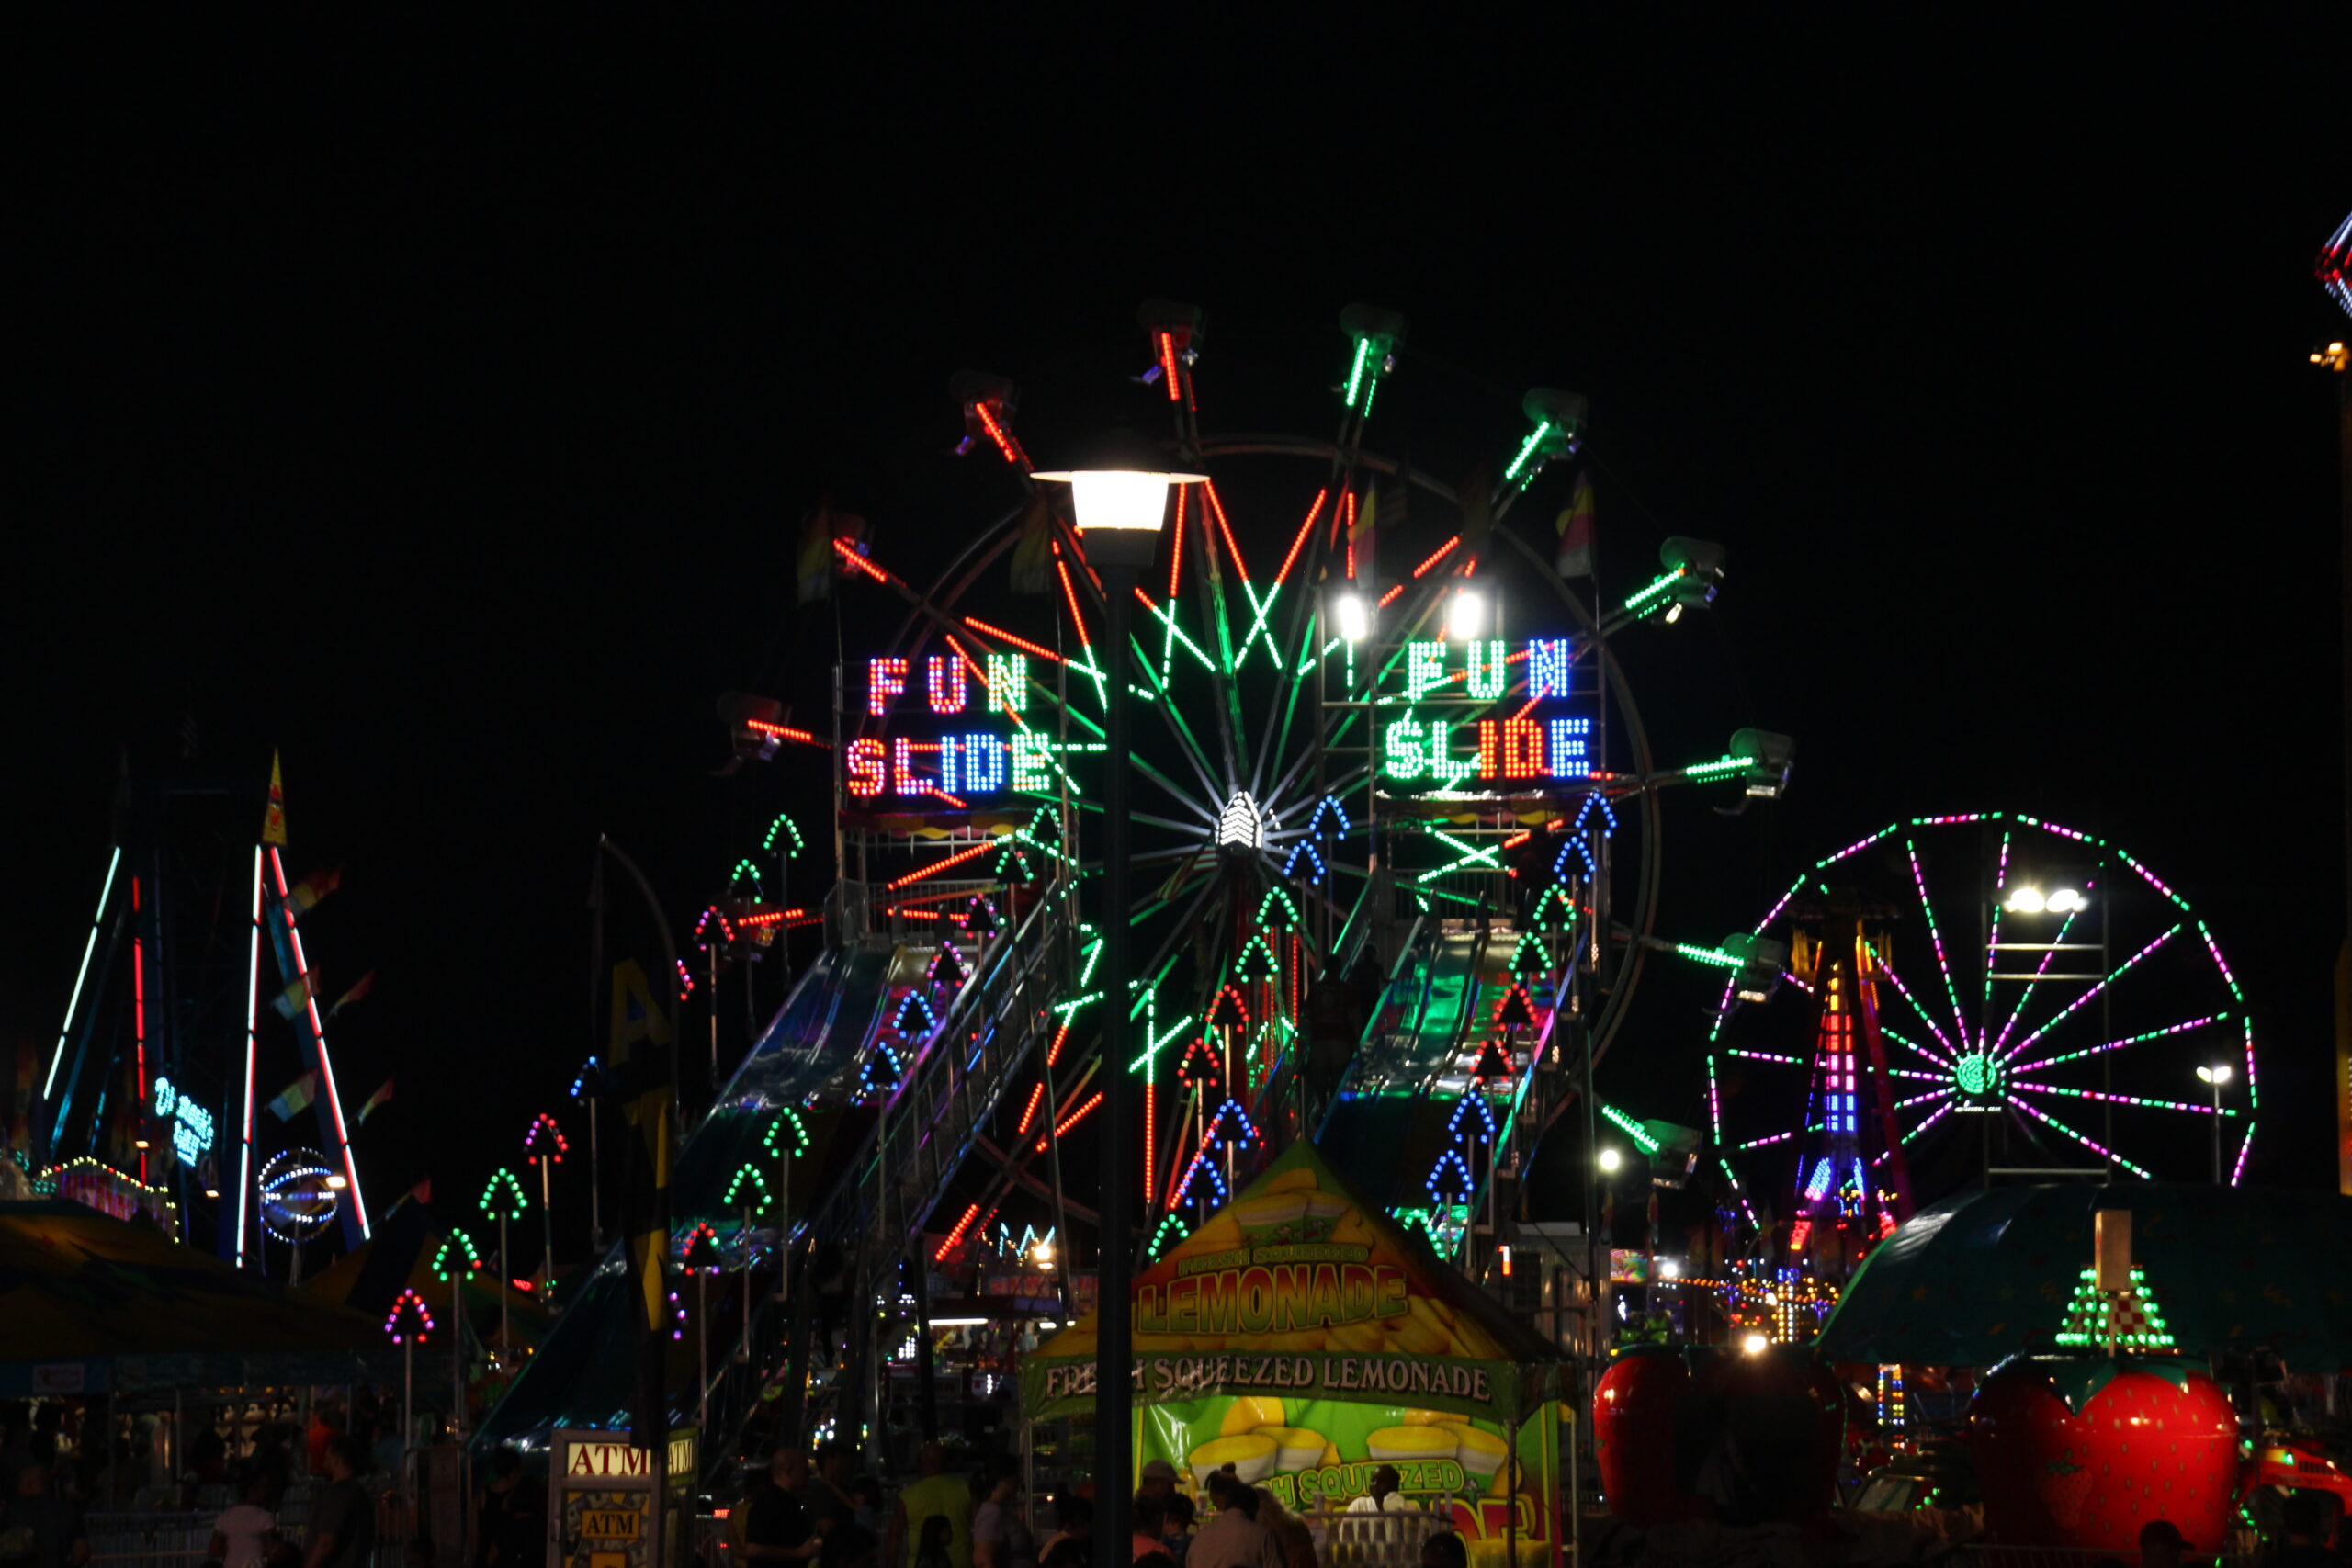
[1033,427,1204,568]
[1741,1332,1770,1356]
[1447,589,1487,640]
[1332,590,1371,644]
[1597,1147,1623,1174]
[2197,1063,2233,1085]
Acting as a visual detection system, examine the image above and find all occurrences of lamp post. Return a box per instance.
[1034,432,1199,1568]
[2196,1064,2233,1183]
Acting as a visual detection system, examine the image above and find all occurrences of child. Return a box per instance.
[913,1515,956,1568]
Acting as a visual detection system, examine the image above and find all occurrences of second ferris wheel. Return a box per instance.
[1708,811,2258,1276]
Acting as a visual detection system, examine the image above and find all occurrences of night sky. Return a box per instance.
[15,17,2350,1268]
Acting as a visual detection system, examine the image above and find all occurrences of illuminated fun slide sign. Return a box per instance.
[844,653,1046,802]
[1379,637,1594,788]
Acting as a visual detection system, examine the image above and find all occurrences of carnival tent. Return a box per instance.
[0,1200,386,1395]
[1816,1182,2352,1371]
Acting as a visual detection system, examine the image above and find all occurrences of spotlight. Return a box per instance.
[1742,1333,1770,1356]
[1597,1147,1623,1174]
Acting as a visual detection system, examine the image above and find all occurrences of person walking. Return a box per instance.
[1183,1475,1280,1568]
[302,1438,374,1568]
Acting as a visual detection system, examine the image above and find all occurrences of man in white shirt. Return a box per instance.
[1345,1467,1415,1514]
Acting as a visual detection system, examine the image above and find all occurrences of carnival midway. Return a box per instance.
[9,254,2352,1568]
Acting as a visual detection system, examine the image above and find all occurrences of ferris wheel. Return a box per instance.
[1707,812,2257,1270]
[818,302,1782,1243]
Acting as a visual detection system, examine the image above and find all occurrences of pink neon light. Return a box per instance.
[1822,825,1899,865]
[132,876,147,1179]
[2199,923,2241,993]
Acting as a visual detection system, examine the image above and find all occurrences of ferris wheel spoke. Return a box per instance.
[1878,1021,1957,1071]
[1904,838,1974,1048]
[1984,905,2085,1055]
[2007,1094,2151,1176]
[1896,1099,1953,1146]
[1984,829,2012,1010]
[1894,1087,1949,1111]
[2004,1012,2230,1076]
[2001,923,2183,1061]
[1131,630,1230,812]
[2009,1080,2239,1119]
[1872,962,1961,1060]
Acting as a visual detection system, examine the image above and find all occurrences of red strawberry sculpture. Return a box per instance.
[1594,1346,1712,1524]
[1966,1353,2239,1553]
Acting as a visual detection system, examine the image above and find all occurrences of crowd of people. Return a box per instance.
[728,1445,1465,1568]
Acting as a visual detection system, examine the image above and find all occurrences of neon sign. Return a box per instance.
[846,653,1051,802]
[1378,637,1593,787]
[152,1076,216,1168]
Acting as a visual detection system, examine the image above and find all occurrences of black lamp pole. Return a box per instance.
[1095,561,1136,1568]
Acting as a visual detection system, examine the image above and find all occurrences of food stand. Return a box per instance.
[1022,1145,1563,1568]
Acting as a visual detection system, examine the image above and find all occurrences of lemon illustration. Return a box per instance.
[1366,1427,1457,1464]
[1232,1193,1311,1229]
[1261,1168,1320,1194]
[1302,1192,1350,1223]
[1256,1427,1328,1473]
[1217,1396,1287,1437]
[1188,1433,1277,1485]
[1400,1410,1451,1427]
[1440,1424,1507,1482]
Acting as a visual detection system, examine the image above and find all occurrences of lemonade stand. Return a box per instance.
[1022,1144,1564,1568]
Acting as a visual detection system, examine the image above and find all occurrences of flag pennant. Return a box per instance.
[1555,471,1596,579]
[262,750,288,847]
[795,498,871,604]
[271,973,316,1021]
[329,970,377,1018]
[356,1077,394,1126]
[1008,491,1058,595]
[267,1070,320,1122]
[285,866,343,922]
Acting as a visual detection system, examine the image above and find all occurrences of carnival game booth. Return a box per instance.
[1023,1144,1564,1568]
